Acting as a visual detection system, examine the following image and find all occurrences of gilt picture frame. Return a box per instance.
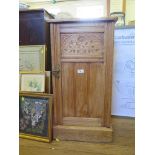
[45,71,52,94]
[19,93,53,142]
[20,73,45,93]
[19,45,46,73]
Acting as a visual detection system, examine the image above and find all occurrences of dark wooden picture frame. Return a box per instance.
[19,93,53,142]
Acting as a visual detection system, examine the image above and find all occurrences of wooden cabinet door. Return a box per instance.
[51,22,113,128]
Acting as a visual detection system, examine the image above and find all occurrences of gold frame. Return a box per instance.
[20,73,46,93]
[19,45,46,73]
[19,92,53,142]
[45,71,52,94]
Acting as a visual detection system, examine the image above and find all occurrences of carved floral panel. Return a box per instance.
[61,33,104,58]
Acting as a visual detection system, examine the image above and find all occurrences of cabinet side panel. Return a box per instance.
[103,22,115,127]
[50,24,63,125]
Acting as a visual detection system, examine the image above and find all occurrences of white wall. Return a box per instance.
[20,0,135,24]
[20,0,107,18]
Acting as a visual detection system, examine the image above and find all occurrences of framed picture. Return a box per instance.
[19,93,53,142]
[20,73,45,92]
[19,45,46,73]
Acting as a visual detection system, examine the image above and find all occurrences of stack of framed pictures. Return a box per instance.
[19,45,53,142]
[19,45,52,94]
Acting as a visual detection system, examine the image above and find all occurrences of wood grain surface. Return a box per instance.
[20,117,135,155]
[62,63,75,117]
[53,125,112,142]
[63,117,102,127]
[50,19,116,142]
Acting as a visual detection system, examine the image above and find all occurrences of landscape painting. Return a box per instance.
[19,45,45,73]
[20,73,45,92]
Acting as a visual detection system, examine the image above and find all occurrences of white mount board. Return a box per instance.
[112,28,135,117]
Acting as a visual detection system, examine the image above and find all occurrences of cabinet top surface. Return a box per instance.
[19,9,54,18]
[47,17,117,23]
[19,8,48,13]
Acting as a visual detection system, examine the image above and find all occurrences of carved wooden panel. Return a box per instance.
[61,33,104,58]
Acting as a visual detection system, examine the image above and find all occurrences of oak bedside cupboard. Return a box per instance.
[48,18,117,142]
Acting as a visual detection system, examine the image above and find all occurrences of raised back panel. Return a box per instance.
[59,24,106,126]
[62,62,105,119]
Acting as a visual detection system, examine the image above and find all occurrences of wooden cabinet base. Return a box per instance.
[53,125,112,143]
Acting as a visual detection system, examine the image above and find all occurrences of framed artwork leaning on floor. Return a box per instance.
[19,45,46,73]
[19,93,53,142]
[20,73,45,92]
